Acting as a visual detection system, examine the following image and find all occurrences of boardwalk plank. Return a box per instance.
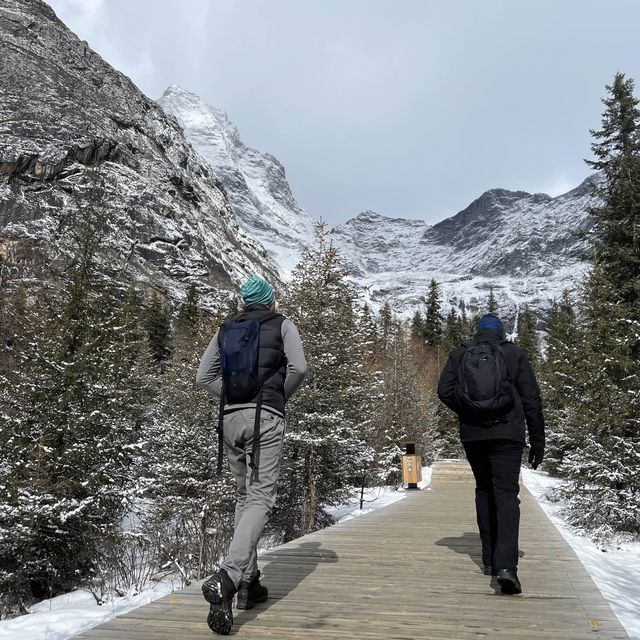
[75,461,629,639]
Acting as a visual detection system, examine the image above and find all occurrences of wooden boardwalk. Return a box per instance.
[76,461,629,639]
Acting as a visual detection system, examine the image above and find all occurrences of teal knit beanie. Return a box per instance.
[240,275,275,306]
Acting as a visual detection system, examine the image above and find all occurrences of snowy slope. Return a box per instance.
[330,179,597,322]
[523,469,640,640]
[158,86,316,277]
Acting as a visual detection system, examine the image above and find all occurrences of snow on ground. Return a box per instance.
[522,468,640,640]
[0,471,432,640]
[0,580,178,640]
[329,466,432,523]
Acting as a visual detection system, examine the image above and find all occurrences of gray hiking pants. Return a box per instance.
[220,408,285,588]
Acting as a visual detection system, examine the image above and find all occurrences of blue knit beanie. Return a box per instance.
[477,314,504,333]
[240,276,275,306]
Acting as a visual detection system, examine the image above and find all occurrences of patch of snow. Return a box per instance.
[0,580,177,640]
[522,468,640,640]
[329,466,432,523]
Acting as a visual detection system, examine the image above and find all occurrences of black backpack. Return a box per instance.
[455,341,515,421]
[216,312,282,476]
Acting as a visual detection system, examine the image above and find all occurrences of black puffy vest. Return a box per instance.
[219,304,287,415]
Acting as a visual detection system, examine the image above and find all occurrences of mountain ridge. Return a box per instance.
[0,0,597,323]
[158,84,596,322]
[158,86,315,278]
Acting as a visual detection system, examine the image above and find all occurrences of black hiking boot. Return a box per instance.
[236,570,269,609]
[202,569,236,635]
[496,568,522,595]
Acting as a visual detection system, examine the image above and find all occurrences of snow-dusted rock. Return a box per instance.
[0,0,598,322]
[330,180,597,321]
[0,0,279,308]
[158,86,316,278]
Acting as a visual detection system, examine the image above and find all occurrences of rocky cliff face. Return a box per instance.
[0,0,279,307]
[158,86,316,277]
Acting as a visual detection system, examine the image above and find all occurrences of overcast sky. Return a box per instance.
[49,0,640,224]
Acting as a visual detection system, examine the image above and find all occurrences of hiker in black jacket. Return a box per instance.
[437,313,545,595]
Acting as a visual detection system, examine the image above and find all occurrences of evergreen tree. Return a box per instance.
[142,316,235,583]
[559,73,640,537]
[361,303,378,346]
[411,310,425,342]
[274,223,374,539]
[0,174,151,613]
[516,304,538,366]
[464,310,480,343]
[442,307,465,352]
[176,283,201,335]
[539,292,584,474]
[379,301,393,350]
[586,72,640,313]
[423,279,443,348]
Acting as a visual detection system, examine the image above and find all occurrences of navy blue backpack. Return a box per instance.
[216,313,281,476]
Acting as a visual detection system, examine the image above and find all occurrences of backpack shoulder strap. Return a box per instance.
[496,341,515,382]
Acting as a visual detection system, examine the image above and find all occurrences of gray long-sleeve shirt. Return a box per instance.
[196,317,307,414]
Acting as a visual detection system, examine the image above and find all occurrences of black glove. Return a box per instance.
[528,444,544,470]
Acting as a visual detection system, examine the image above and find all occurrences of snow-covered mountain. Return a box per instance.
[158,86,316,277]
[331,179,596,319]
[0,0,279,309]
[1,0,597,322]
[158,86,596,322]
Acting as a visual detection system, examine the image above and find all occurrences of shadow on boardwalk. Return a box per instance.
[435,531,506,595]
[435,531,528,596]
[435,531,484,571]
[75,464,630,639]
[233,541,338,632]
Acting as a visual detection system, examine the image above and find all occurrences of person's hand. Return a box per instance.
[528,444,544,470]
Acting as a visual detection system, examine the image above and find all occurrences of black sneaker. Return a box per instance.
[496,568,522,595]
[237,570,269,610]
[202,569,236,635]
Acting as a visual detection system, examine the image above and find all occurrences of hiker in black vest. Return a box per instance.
[196,276,307,634]
[437,314,545,595]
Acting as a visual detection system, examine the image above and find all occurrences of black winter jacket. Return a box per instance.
[437,329,545,447]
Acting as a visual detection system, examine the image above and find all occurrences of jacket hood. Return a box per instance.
[475,327,505,342]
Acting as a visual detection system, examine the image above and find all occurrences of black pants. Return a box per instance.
[463,439,523,571]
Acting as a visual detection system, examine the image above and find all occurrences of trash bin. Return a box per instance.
[401,442,422,489]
